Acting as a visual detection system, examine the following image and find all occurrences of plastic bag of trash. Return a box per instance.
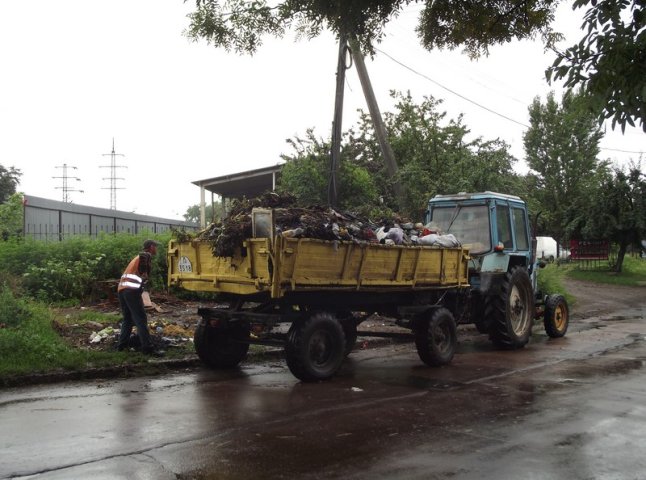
[419,233,460,247]
[375,226,405,245]
[89,326,115,344]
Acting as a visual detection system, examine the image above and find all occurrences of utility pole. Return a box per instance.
[100,138,126,210]
[349,38,404,208]
[53,163,84,203]
[328,33,349,208]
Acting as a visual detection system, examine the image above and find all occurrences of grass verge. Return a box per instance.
[537,256,646,310]
[0,293,196,386]
[567,256,646,287]
[537,263,576,307]
[0,302,123,380]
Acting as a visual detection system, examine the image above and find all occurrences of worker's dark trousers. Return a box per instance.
[117,288,153,352]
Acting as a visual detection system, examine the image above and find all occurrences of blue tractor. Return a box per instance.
[426,191,569,349]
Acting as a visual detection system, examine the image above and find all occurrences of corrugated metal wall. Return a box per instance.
[23,195,197,241]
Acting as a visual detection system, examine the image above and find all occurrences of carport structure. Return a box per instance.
[193,164,282,227]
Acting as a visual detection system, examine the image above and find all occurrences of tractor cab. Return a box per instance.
[426,191,536,290]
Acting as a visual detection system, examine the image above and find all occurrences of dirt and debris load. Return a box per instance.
[189,192,459,258]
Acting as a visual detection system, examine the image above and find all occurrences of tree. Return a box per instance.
[278,129,379,214]
[0,165,21,203]
[575,165,646,272]
[346,91,521,218]
[278,92,520,219]
[186,1,556,215]
[185,1,559,55]
[184,201,224,224]
[523,90,606,252]
[547,1,646,132]
[0,193,24,241]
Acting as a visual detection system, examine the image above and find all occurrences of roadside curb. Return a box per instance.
[1,337,397,389]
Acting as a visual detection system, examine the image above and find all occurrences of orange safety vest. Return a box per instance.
[118,254,149,292]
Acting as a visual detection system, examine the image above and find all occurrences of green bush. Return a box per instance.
[23,254,106,301]
[0,233,170,303]
[0,283,29,328]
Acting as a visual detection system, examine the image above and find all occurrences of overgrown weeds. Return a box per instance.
[0,233,169,303]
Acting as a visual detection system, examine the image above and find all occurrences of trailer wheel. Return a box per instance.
[486,267,534,349]
[285,312,346,382]
[414,308,457,367]
[544,294,569,338]
[194,321,250,368]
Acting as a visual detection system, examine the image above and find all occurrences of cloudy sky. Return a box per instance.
[1,1,644,220]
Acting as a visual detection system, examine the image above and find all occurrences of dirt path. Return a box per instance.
[563,277,646,319]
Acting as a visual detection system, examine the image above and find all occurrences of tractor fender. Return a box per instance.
[480,252,510,273]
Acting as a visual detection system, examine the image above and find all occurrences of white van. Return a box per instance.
[536,236,569,262]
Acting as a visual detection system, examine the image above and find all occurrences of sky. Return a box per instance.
[1,1,644,220]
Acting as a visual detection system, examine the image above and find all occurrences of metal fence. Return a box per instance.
[23,195,198,241]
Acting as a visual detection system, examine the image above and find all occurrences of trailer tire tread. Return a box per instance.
[194,321,250,368]
[285,312,346,382]
[414,307,457,366]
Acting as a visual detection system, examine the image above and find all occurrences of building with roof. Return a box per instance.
[23,195,197,241]
[192,164,283,227]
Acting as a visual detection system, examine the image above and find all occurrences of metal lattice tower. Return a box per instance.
[53,164,84,203]
[100,138,126,210]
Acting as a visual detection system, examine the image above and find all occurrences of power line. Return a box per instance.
[374,46,645,156]
[599,146,645,155]
[374,46,530,128]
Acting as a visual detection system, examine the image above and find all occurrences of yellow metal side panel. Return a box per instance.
[359,246,399,281]
[276,239,469,291]
[279,238,351,285]
[414,248,445,284]
[167,239,272,294]
[396,248,422,282]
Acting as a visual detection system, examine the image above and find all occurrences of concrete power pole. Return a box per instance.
[328,34,349,208]
[53,164,84,202]
[100,138,126,210]
[349,38,404,208]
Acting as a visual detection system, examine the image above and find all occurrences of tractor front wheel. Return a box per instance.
[543,294,569,338]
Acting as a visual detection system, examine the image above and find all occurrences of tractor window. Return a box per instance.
[512,207,529,250]
[430,205,491,254]
[496,205,513,249]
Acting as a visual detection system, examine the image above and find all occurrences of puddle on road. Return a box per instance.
[405,376,464,391]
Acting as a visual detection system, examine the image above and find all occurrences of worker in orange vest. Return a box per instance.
[115,239,164,356]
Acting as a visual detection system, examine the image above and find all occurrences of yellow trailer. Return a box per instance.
[168,235,469,297]
[168,215,470,382]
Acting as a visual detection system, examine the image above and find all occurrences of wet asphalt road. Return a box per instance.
[2,297,646,479]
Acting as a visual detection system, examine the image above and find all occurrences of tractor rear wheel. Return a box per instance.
[486,267,534,349]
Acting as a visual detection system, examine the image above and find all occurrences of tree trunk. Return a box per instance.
[614,242,627,273]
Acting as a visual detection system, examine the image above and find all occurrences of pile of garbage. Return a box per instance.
[87,320,194,348]
[192,192,459,257]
